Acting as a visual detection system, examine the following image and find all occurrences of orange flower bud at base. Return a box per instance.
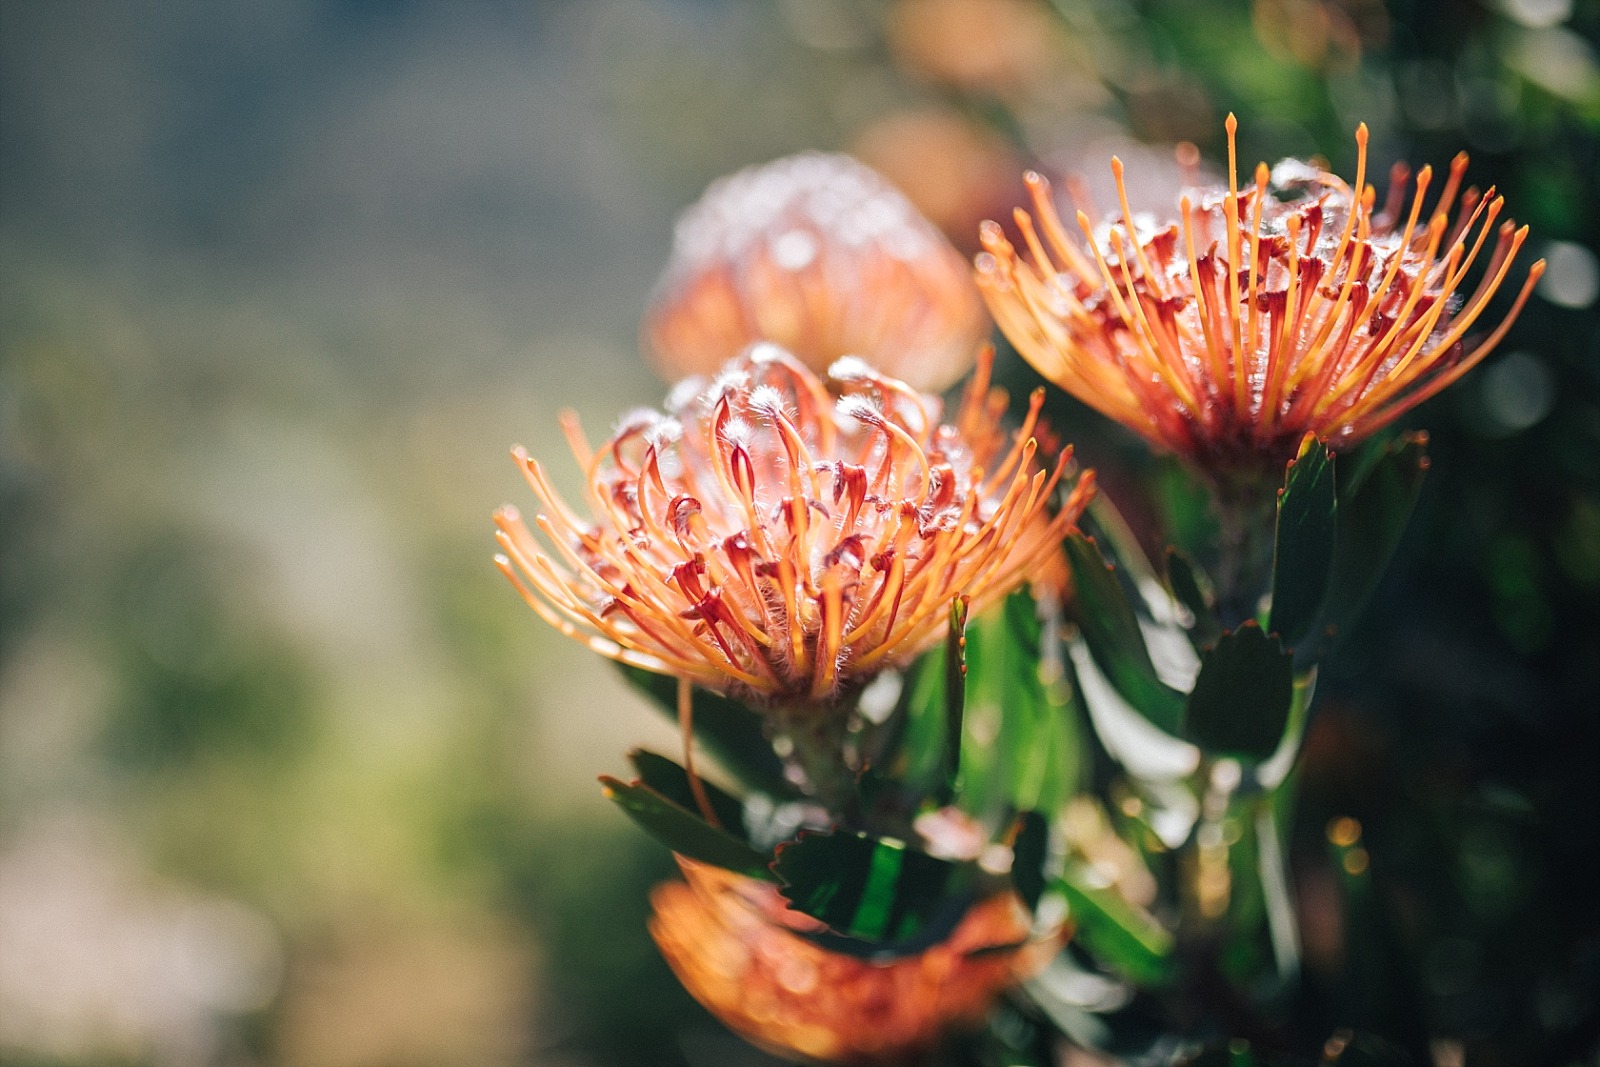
[650,859,1053,1065]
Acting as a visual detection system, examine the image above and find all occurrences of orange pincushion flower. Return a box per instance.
[650,858,1051,1065]
[494,345,1092,708]
[644,153,990,393]
[976,116,1545,480]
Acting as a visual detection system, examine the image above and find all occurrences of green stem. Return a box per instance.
[776,707,861,824]
[1211,479,1278,630]
[1255,800,1301,985]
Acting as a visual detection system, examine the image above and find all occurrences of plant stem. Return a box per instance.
[1211,478,1278,629]
[777,706,861,824]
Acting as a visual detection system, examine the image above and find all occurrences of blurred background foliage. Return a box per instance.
[0,1,1595,1064]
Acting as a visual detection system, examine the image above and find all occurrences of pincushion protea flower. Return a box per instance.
[494,344,1092,709]
[644,153,990,393]
[976,116,1546,482]
[650,858,1051,1065]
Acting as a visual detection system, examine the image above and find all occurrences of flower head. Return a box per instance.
[645,153,990,393]
[649,858,1050,1064]
[495,345,1092,708]
[976,116,1545,481]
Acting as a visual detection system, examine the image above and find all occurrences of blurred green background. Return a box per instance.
[1,2,1596,1065]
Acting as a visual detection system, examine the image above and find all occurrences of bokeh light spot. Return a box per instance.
[1536,240,1600,308]
[1327,816,1362,847]
[1498,0,1573,29]
[1480,351,1555,435]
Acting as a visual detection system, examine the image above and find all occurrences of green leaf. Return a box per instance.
[1011,811,1050,911]
[896,649,948,795]
[942,596,970,800]
[772,830,974,947]
[1167,547,1221,648]
[1324,432,1429,636]
[889,605,969,801]
[959,591,1082,817]
[618,666,795,798]
[1056,867,1175,986]
[1064,533,1186,735]
[599,776,774,879]
[896,591,1081,819]
[1182,622,1295,762]
[628,749,749,842]
[1333,432,1394,498]
[1269,435,1337,650]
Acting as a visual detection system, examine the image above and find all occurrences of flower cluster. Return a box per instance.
[976,116,1545,480]
[495,343,1091,709]
[497,153,1086,1062]
[494,116,1542,1064]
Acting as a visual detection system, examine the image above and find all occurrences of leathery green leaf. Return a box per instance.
[1056,867,1175,986]
[628,749,750,842]
[773,830,973,948]
[1011,811,1050,911]
[599,776,774,880]
[960,590,1081,817]
[1269,434,1337,651]
[1182,622,1295,762]
[1324,432,1429,637]
[618,666,795,798]
[1064,533,1185,735]
[942,596,970,800]
[1167,547,1221,648]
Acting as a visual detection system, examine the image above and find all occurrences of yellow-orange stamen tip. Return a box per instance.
[1355,123,1369,144]
[1110,156,1124,177]
[1225,112,1238,133]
